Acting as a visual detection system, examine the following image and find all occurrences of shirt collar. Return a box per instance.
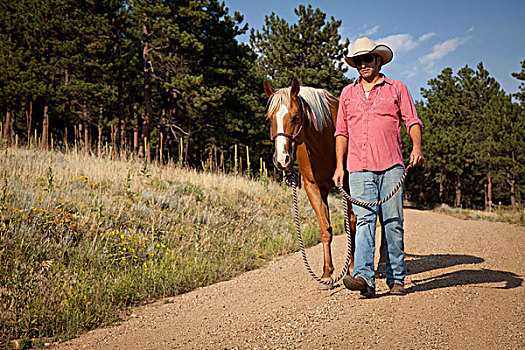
[353,73,391,86]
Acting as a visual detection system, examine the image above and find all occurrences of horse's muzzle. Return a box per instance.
[273,152,294,171]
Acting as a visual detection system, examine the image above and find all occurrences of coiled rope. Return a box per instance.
[290,164,411,287]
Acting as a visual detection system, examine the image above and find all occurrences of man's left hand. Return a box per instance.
[410,149,424,167]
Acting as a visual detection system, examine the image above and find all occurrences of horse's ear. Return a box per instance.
[264,81,274,97]
[290,78,300,98]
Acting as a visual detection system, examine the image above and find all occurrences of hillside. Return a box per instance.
[0,147,346,345]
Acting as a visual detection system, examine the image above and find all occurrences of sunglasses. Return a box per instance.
[353,54,376,66]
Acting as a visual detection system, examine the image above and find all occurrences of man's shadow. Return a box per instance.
[376,253,522,293]
[408,268,522,292]
[405,253,484,275]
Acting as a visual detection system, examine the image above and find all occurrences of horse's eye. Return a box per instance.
[291,114,299,123]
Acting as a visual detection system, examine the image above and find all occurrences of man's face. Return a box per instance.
[354,54,381,79]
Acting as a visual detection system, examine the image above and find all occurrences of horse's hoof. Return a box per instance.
[376,262,386,278]
[318,278,335,290]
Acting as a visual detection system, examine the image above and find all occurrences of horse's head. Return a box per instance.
[264,78,305,172]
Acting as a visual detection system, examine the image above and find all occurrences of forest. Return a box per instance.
[1,0,524,209]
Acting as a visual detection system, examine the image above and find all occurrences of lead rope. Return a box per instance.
[290,164,411,287]
[291,173,352,287]
[336,164,412,207]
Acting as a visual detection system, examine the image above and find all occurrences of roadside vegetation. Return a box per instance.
[436,203,525,226]
[0,146,348,346]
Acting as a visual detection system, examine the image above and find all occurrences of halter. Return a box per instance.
[269,98,306,141]
[270,117,303,141]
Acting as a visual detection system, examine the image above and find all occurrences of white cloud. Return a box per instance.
[419,36,468,69]
[375,32,437,53]
[406,69,419,78]
[361,25,380,37]
[418,32,437,42]
[376,34,419,52]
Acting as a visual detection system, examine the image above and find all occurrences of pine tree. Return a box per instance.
[458,63,503,207]
[250,4,351,95]
[420,68,465,206]
[418,62,524,208]
[0,0,53,145]
[511,60,525,104]
[484,92,524,206]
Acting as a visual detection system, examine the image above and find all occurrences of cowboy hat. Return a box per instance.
[344,37,393,68]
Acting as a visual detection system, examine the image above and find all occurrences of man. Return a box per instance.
[332,37,424,298]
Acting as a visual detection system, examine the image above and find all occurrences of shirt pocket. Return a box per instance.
[344,98,363,117]
[376,95,399,119]
[378,95,397,104]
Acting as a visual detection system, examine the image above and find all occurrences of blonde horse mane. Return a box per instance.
[267,86,337,131]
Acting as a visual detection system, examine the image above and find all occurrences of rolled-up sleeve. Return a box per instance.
[335,88,349,138]
[397,82,424,133]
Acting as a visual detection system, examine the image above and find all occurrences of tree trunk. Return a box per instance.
[111,124,117,160]
[84,122,90,154]
[138,113,145,159]
[26,102,32,146]
[98,125,103,157]
[509,151,516,207]
[142,23,153,163]
[82,104,90,153]
[487,174,493,211]
[455,174,461,208]
[510,179,516,207]
[115,26,127,159]
[159,132,164,163]
[74,124,79,152]
[65,68,71,129]
[507,174,516,207]
[119,82,127,159]
[133,106,140,155]
[42,106,49,150]
[4,109,12,145]
[64,126,69,152]
[9,110,15,146]
[484,183,488,211]
[120,118,127,159]
[439,173,444,203]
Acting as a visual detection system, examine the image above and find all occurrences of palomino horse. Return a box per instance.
[264,78,356,285]
[264,78,387,286]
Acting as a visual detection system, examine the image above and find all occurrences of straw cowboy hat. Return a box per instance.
[345,37,393,68]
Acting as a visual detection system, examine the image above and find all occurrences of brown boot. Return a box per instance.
[389,283,407,295]
[343,276,375,298]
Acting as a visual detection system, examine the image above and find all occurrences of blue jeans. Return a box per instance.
[349,165,406,289]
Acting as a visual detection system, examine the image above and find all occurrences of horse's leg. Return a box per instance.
[378,207,386,263]
[343,177,357,277]
[377,207,387,277]
[348,204,357,276]
[302,179,334,282]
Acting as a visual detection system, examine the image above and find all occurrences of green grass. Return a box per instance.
[0,146,346,346]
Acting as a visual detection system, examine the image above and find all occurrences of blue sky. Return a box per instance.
[224,0,525,101]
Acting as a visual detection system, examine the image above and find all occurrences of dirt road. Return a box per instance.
[55,209,524,349]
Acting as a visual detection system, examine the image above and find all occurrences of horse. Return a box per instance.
[264,78,387,287]
[264,78,356,286]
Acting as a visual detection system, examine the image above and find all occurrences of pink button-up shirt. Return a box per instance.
[335,75,423,172]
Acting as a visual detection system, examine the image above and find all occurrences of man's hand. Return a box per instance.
[333,135,348,186]
[332,166,345,186]
[408,124,423,166]
[410,148,424,166]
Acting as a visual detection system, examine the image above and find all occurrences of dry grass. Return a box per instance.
[0,146,346,346]
[436,203,525,226]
